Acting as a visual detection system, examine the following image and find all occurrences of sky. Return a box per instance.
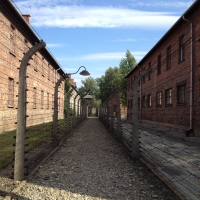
[12,0,195,88]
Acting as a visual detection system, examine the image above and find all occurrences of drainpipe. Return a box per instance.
[182,15,193,134]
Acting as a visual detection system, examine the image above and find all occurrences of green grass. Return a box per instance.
[0,119,67,171]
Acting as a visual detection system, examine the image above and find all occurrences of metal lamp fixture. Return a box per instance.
[65,66,90,78]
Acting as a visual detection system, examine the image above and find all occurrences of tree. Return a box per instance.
[78,76,101,108]
[119,50,137,107]
[98,67,120,102]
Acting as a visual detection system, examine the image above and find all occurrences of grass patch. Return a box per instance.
[0,119,67,171]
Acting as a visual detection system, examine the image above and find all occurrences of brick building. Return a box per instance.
[0,0,66,133]
[126,0,200,136]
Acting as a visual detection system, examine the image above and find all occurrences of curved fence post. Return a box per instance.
[52,76,64,147]
[66,88,73,133]
[73,93,79,127]
[14,41,46,181]
[117,88,122,140]
[132,69,151,160]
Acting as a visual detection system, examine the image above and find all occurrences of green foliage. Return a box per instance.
[77,50,136,107]
[97,67,120,102]
[79,76,101,108]
[119,50,137,107]
[64,79,72,117]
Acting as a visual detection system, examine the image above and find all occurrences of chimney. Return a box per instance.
[22,14,31,24]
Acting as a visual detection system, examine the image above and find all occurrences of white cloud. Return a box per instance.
[47,43,65,48]
[57,51,147,62]
[129,0,194,8]
[14,1,179,29]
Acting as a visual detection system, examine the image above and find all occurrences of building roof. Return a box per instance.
[83,94,94,99]
[125,0,199,78]
[0,0,66,78]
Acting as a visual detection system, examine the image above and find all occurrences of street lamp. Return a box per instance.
[65,66,90,78]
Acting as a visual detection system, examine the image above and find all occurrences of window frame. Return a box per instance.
[10,25,16,54]
[165,88,172,106]
[157,54,161,75]
[179,35,185,62]
[177,85,186,104]
[8,77,14,108]
[147,94,152,107]
[166,45,171,70]
[156,91,162,106]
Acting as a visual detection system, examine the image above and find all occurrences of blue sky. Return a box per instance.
[12,0,195,87]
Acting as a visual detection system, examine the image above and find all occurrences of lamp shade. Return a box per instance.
[80,70,90,76]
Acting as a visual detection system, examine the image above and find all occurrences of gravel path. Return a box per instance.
[8,118,179,200]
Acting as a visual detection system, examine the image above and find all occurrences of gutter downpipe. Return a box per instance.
[182,15,193,133]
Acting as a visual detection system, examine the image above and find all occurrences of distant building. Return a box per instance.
[126,0,200,136]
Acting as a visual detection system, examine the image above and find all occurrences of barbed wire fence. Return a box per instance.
[99,20,200,199]
[0,18,87,181]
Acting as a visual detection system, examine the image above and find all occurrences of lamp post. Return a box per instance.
[52,66,90,146]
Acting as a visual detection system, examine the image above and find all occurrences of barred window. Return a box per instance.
[8,78,14,107]
[165,88,172,105]
[47,93,49,109]
[166,45,171,70]
[179,35,185,62]
[41,90,44,109]
[177,85,186,104]
[156,91,162,106]
[147,94,151,107]
[33,87,37,109]
[148,62,151,80]
[157,54,161,75]
[10,25,15,53]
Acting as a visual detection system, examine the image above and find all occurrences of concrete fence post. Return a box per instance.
[110,97,114,132]
[132,69,151,160]
[66,88,73,133]
[117,88,122,140]
[52,76,64,147]
[14,41,46,181]
[73,93,79,127]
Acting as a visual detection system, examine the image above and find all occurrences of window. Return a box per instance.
[157,54,161,75]
[179,35,185,62]
[130,78,133,90]
[165,88,172,105]
[24,39,28,53]
[33,54,37,71]
[130,99,133,109]
[33,87,37,109]
[48,64,50,80]
[52,94,54,109]
[142,67,145,84]
[8,78,14,107]
[156,91,162,106]
[177,85,186,104]
[142,95,146,108]
[166,45,171,70]
[47,93,49,109]
[147,94,151,107]
[10,25,15,53]
[42,57,45,76]
[41,90,44,109]
[148,62,151,80]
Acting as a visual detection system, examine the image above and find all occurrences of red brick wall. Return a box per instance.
[127,5,200,136]
[0,11,65,133]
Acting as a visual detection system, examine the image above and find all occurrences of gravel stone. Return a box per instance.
[6,118,179,200]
